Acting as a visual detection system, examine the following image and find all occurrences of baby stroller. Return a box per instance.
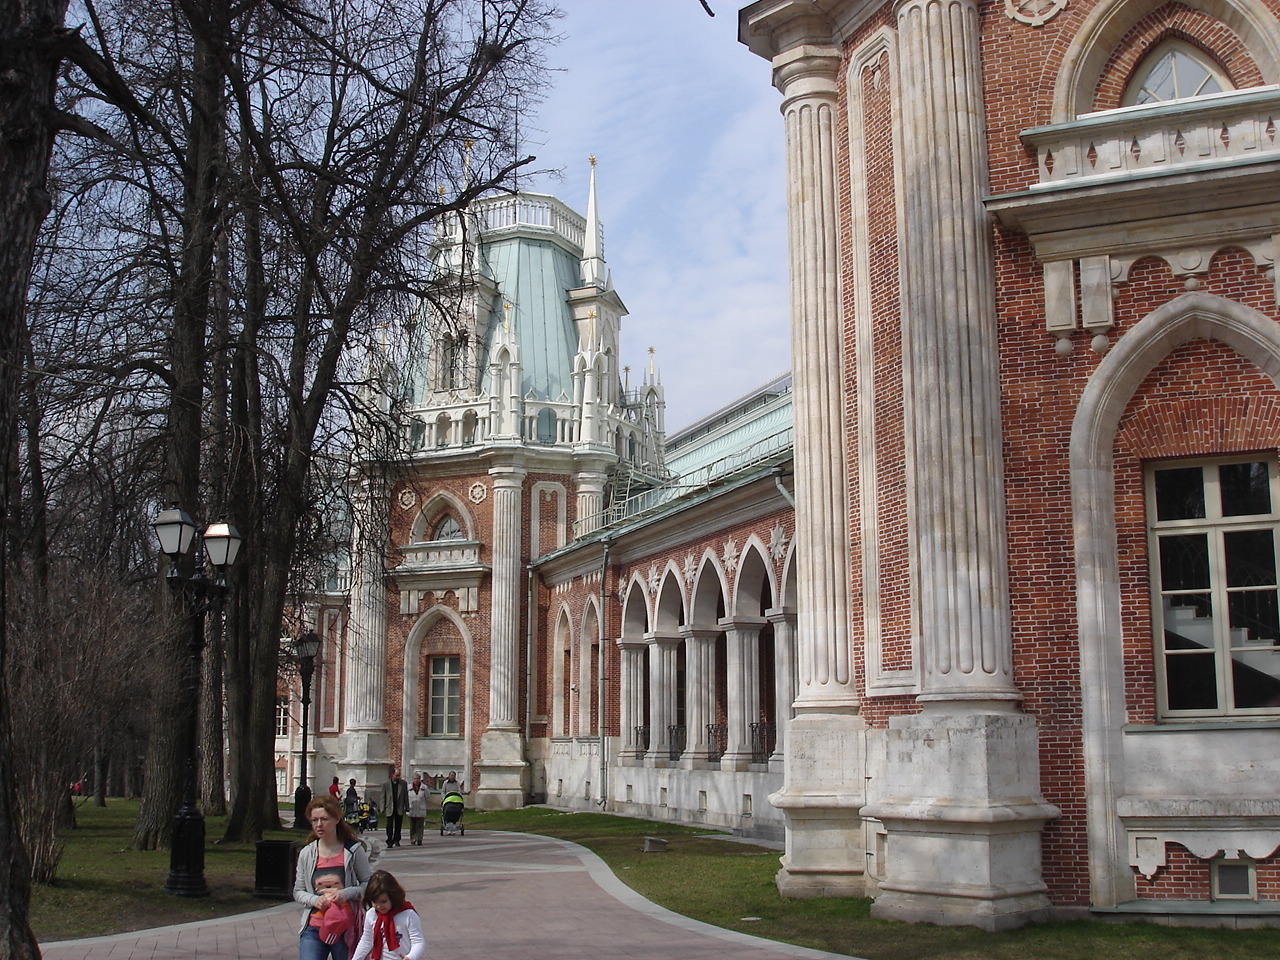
[440,789,464,836]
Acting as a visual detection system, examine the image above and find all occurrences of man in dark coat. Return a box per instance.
[381,767,410,847]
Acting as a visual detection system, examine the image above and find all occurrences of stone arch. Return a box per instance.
[1071,292,1280,908]
[551,605,573,737]
[1050,0,1280,121]
[400,604,475,776]
[732,539,775,618]
[654,566,687,633]
[690,552,728,628]
[580,596,603,735]
[621,576,650,637]
[411,490,474,542]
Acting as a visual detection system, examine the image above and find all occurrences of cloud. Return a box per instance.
[525,0,790,429]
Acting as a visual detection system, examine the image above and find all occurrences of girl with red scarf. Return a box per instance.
[351,871,426,960]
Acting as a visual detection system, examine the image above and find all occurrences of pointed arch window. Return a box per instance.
[1123,40,1233,106]
[431,514,464,541]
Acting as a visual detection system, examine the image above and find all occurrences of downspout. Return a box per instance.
[597,538,611,808]
[525,562,537,802]
[773,466,795,508]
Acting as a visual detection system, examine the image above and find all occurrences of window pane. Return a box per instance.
[1229,641,1280,708]
[1229,590,1279,645]
[1155,467,1205,520]
[1216,863,1252,898]
[1163,595,1214,648]
[1159,534,1210,590]
[1165,650,1219,710]
[1220,462,1271,517]
[1224,530,1277,588]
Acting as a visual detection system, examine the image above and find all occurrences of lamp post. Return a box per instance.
[291,631,322,830]
[151,503,241,898]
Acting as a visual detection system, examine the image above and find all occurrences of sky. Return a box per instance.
[518,0,790,433]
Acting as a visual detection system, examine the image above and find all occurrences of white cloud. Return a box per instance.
[525,0,790,429]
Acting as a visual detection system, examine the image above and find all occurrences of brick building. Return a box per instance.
[275,0,1280,931]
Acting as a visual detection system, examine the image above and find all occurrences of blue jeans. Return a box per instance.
[299,922,350,960]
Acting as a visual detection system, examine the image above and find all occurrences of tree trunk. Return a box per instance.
[1,0,71,955]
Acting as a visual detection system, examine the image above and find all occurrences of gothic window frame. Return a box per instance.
[1147,453,1280,719]
[1123,38,1233,106]
[431,514,464,542]
[275,696,290,737]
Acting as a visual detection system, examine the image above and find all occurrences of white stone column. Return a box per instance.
[682,628,718,761]
[616,639,647,759]
[477,462,528,808]
[342,477,391,782]
[645,633,680,760]
[861,0,1058,930]
[573,456,610,535]
[768,39,868,899]
[720,617,763,768]
[766,607,798,764]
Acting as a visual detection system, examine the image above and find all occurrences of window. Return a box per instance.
[440,335,469,390]
[1212,858,1256,900]
[1124,40,1232,105]
[428,655,461,736]
[431,515,463,541]
[1148,456,1280,716]
[275,697,290,737]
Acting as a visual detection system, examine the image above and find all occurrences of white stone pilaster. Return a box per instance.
[645,633,680,760]
[617,639,647,759]
[682,629,718,761]
[766,607,798,764]
[477,462,528,808]
[343,478,391,779]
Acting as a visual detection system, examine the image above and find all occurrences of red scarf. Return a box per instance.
[370,901,414,959]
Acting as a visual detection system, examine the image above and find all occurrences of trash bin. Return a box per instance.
[254,839,299,899]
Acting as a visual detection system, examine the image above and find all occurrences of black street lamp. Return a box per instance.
[152,503,241,898]
[291,631,323,830]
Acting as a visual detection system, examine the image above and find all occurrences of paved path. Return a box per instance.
[39,831,865,960]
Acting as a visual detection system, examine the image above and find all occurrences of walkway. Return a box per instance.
[39,830,865,960]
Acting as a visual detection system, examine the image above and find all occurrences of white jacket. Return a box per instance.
[351,905,426,960]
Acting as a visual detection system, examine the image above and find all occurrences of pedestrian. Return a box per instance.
[293,796,372,960]
[344,778,360,818]
[406,773,428,846]
[381,767,409,848]
[329,776,341,800]
[351,870,425,960]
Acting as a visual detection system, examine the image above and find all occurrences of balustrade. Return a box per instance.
[705,723,727,762]
[667,724,686,761]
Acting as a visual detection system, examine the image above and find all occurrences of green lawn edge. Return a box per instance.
[31,802,1280,960]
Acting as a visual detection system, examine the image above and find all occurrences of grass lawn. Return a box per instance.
[31,801,1280,959]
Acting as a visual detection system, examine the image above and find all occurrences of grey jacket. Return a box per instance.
[293,838,372,933]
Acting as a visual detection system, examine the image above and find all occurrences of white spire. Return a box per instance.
[580,156,607,289]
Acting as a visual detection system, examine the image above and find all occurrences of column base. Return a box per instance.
[772,708,868,898]
[475,728,528,810]
[339,730,392,793]
[862,710,1060,931]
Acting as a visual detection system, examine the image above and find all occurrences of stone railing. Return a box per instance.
[1022,85,1280,188]
[438,191,589,251]
[399,540,482,568]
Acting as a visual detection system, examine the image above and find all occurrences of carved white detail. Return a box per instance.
[1004,0,1067,26]
[722,538,739,575]
[468,481,488,503]
[397,488,417,510]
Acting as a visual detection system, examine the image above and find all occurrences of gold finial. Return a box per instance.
[589,155,597,167]
[587,309,596,344]
[623,364,631,391]
[437,184,446,196]
[648,346,655,377]
[503,301,512,334]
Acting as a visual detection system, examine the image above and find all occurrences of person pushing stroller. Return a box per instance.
[439,772,464,836]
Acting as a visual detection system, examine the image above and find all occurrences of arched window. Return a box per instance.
[1124,40,1233,105]
[431,515,464,541]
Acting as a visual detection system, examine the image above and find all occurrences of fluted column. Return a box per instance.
[720,618,764,768]
[645,633,680,760]
[766,607,797,763]
[682,628,718,761]
[617,639,647,759]
[476,462,528,808]
[897,0,1016,704]
[862,0,1058,928]
[765,38,868,898]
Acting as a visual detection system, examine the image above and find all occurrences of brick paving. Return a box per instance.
[39,831,863,960]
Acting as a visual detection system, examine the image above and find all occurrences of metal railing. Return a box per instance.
[706,723,727,762]
[667,724,686,761]
[634,725,650,757]
[749,722,775,764]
